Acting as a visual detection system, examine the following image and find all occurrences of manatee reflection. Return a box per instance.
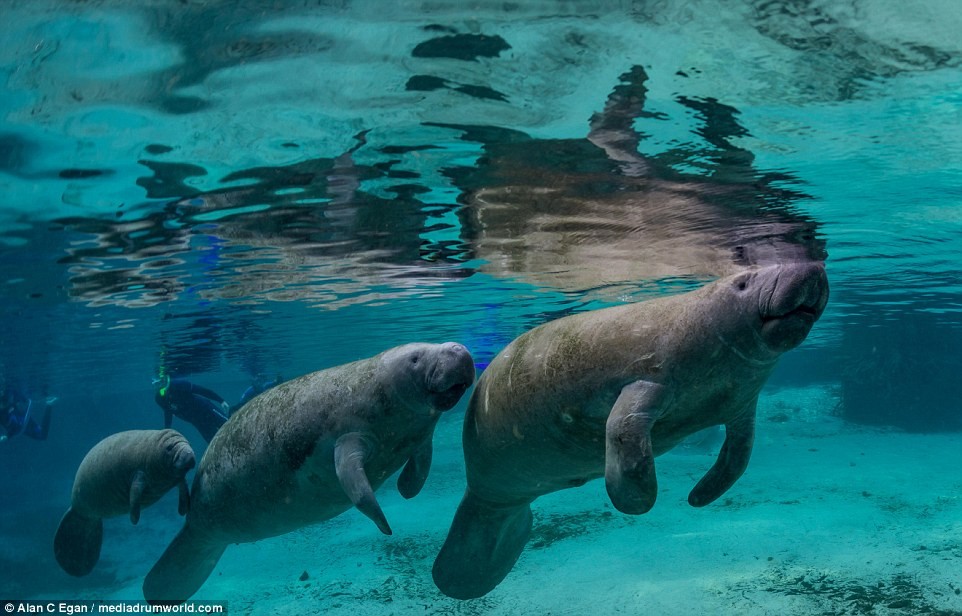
[56,66,824,307]
[448,66,825,298]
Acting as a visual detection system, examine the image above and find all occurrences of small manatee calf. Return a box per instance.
[143,342,475,605]
[54,429,195,577]
[433,262,829,599]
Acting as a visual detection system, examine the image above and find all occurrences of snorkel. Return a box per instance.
[154,374,171,399]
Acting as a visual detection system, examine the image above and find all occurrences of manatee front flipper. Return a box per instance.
[433,489,533,600]
[335,432,392,535]
[605,380,667,514]
[397,437,432,499]
[53,508,103,577]
[688,401,757,507]
[129,470,147,524]
[143,522,227,606]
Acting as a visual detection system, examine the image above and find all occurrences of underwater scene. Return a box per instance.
[2,0,961,614]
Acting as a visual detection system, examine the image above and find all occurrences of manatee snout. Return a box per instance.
[166,440,196,476]
[759,262,829,350]
[765,262,829,318]
[429,342,476,410]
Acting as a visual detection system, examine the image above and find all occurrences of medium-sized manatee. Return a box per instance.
[54,429,196,577]
[143,342,475,605]
[433,262,829,599]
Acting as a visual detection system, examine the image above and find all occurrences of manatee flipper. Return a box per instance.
[397,437,433,499]
[688,401,757,507]
[177,479,190,516]
[129,470,147,524]
[605,380,667,514]
[53,508,103,577]
[334,432,392,535]
[433,489,533,600]
[143,522,227,606]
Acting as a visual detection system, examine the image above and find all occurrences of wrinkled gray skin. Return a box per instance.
[144,342,475,605]
[434,263,829,599]
[54,429,195,577]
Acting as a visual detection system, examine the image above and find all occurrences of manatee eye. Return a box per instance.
[410,353,420,365]
[733,274,750,292]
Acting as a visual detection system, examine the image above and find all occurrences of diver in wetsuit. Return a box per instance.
[1,390,55,443]
[154,376,231,444]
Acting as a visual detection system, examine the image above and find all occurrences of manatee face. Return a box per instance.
[731,262,829,353]
[386,342,476,412]
[161,433,196,478]
[426,342,477,410]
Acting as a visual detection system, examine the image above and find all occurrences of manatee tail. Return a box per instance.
[143,522,226,605]
[54,508,103,577]
[432,489,532,599]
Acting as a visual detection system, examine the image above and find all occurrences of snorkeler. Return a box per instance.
[0,390,56,443]
[154,376,231,444]
[237,373,283,408]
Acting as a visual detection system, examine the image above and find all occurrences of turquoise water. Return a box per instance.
[2,1,961,614]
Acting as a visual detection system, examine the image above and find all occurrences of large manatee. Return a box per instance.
[433,263,829,599]
[144,342,475,605]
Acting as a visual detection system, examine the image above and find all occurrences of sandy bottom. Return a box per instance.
[13,385,962,615]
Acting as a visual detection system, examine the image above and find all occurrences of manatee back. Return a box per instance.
[185,352,441,543]
[473,298,676,430]
[186,363,378,540]
[463,282,755,500]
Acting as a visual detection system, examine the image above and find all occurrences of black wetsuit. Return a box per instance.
[1,394,51,441]
[155,379,229,443]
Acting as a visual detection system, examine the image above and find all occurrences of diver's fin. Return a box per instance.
[604,380,666,514]
[335,432,392,535]
[53,507,103,577]
[688,401,757,507]
[433,489,532,599]
[143,522,226,606]
[397,437,433,499]
[129,469,147,524]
